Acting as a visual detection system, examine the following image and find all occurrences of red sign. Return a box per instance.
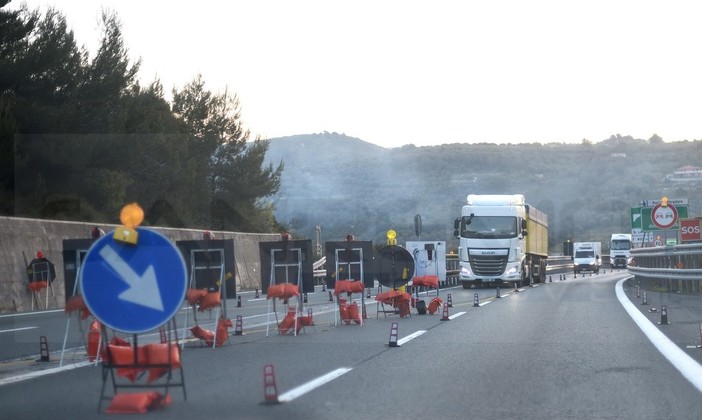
[651,203,678,229]
[681,218,702,242]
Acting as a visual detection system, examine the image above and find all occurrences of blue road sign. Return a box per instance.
[80,228,187,334]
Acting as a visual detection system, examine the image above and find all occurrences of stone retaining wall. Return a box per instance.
[0,216,278,313]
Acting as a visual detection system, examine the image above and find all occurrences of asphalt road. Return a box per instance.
[2,270,702,419]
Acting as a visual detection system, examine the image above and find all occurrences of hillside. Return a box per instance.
[265,133,702,254]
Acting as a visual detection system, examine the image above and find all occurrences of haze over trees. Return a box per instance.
[265,133,702,253]
[0,2,283,232]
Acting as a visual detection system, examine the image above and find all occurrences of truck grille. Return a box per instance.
[470,255,508,276]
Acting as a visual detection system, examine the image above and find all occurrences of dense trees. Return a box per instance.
[0,2,283,232]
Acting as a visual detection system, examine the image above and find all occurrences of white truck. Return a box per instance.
[609,233,632,269]
[572,242,601,274]
[453,194,548,288]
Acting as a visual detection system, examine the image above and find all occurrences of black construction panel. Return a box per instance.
[176,239,236,297]
[62,238,95,303]
[259,239,314,294]
[324,241,374,289]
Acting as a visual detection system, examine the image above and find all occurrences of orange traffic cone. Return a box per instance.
[87,319,102,362]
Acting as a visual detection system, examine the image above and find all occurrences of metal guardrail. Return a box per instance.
[628,267,702,281]
[312,254,576,285]
[313,256,326,279]
[545,255,573,273]
[629,243,702,281]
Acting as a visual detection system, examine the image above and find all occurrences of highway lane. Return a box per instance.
[2,273,702,419]
[0,309,85,362]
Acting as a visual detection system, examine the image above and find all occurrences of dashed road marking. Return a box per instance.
[277,367,352,402]
[397,330,427,346]
[0,327,37,334]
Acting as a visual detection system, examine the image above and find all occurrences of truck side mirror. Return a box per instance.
[522,229,528,237]
[521,219,527,229]
[453,219,460,238]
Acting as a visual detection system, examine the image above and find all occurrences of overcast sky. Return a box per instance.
[12,0,702,148]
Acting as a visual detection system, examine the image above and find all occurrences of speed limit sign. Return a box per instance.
[651,203,678,229]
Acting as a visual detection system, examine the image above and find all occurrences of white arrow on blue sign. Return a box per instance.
[80,228,187,334]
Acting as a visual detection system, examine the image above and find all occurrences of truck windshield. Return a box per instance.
[461,216,517,239]
[575,250,594,258]
[611,240,631,250]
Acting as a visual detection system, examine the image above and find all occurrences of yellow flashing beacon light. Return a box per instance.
[113,203,144,245]
[386,229,397,246]
[661,196,668,207]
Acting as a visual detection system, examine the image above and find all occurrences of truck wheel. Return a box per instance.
[462,281,470,289]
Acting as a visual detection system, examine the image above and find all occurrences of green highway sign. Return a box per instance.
[637,205,688,231]
[630,207,641,230]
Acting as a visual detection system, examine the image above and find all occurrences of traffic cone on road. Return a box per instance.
[262,364,279,404]
[234,315,244,335]
[659,305,669,325]
[388,322,400,347]
[440,303,450,321]
[39,336,50,362]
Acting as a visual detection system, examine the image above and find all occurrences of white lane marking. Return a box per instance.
[449,312,466,320]
[0,326,37,334]
[397,330,427,346]
[0,310,63,319]
[0,361,93,387]
[277,367,352,402]
[616,278,702,394]
[479,301,492,307]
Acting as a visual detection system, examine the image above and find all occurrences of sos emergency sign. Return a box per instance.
[680,218,702,242]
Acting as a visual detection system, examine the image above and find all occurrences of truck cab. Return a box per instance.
[609,233,632,269]
[453,194,548,288]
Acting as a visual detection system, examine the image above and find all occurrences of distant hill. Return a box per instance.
[265,133,702,254]
[265,132,385,167]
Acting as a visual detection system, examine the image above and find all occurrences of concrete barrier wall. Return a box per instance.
[0,216,278,313]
